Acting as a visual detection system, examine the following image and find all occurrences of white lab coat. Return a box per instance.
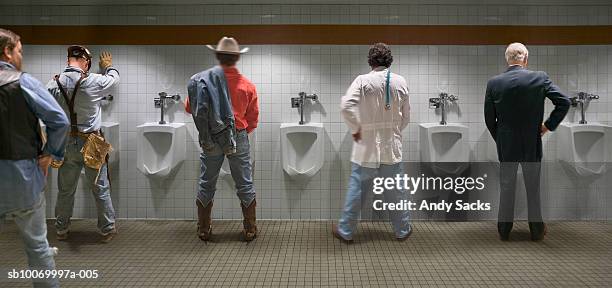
[341,66,410,168]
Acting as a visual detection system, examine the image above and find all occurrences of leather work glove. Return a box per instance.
[51,159,64,169]
[99,51,113,70]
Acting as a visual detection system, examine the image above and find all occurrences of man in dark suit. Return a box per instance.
[485,43,570,241]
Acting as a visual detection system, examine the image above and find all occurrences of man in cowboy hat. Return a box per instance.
[186,37,259,242]
[47,45,120,243]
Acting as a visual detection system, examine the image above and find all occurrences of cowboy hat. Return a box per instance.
[206,37,249,54]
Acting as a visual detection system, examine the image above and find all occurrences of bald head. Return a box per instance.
[505,42,529,66]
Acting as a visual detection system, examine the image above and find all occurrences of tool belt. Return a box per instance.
[76,130,113,171]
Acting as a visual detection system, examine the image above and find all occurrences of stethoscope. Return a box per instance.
[385,69,391,110]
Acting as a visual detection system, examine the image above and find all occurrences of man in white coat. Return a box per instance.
[333,43,412,243]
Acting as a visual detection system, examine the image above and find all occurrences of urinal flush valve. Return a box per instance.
[155,92,181,125]
[291,97,300,108]
[292,92,319,125]
[430,92,459,125]
[101,94,114,108]
[428,98,441,109]
[571,92,599,124]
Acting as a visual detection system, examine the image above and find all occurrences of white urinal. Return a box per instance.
[419,123,470,175]
[100,122,120,167]
[136,122,186,177]
[220,131,256,177]
[280,123,324,177]
[557,122,611,176]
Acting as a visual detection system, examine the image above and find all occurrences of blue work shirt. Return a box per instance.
[0,61,69,217]
[47,65,119,133]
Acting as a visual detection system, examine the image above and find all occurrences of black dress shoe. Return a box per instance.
[529,222,547,241]
[498,222,513,241]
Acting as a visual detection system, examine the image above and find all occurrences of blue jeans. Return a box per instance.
[1,197,59,288]
[337,163,411,240]
[197,130,255,207]
[55,136,115,234]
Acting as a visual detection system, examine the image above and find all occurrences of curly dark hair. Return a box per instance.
[367,43,393,68]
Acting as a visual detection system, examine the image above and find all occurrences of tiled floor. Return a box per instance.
[0,220,610,287]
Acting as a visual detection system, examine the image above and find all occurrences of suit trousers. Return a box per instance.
[498,162,543,223]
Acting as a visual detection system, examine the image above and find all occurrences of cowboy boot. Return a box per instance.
[241,200,257,242]
[196,199,213,241]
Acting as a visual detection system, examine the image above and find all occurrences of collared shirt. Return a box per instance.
[223,67,259,133]
[47,65,119,133]
[341,67,410,168]
[0,61,69,216]
[184,66,259,133]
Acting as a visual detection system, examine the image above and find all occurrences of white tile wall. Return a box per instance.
[1,3,610,220]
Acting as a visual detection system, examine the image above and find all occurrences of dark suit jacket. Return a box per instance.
[485,65,570,162]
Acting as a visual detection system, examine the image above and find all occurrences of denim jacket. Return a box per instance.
[187,66,236,155]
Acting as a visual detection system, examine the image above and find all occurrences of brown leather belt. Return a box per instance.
[70,129,102,139]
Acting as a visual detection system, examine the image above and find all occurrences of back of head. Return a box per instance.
[67,45,92,71]
[216,53,240,67]
[368,43,393,68]
[505,42,529,65]
[0,28,20,61]
[209,36,247,67]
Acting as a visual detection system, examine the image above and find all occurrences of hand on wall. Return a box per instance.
[99,51,113,70]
